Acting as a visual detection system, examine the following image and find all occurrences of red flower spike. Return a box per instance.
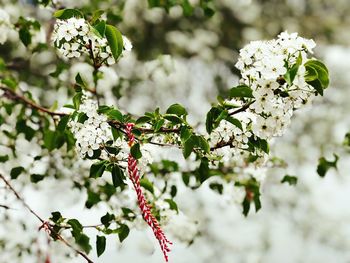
[125,123,172,262]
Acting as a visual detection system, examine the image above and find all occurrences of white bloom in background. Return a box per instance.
[52,17,132,65]
[122,35,133,51]
[0,9,11,45]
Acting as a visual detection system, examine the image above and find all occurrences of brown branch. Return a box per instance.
[0,204,16,210]
[228,100,255,116]
[1,86,67,117]
[109,120,180,134]
[0,173,94,263]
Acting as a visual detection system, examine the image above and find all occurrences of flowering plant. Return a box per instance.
[0,1,330,262]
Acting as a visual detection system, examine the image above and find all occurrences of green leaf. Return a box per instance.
[284,52,302,85]
[197,135,210,153]
[305,59,330,95]
[101,212,114,227]
[93,20,106,37]
[166,103,188,116]
[344,132,350,147]
[117,224,129,242]
[136,116,152,125]
[2,78,17,89]
[30,174,45,183]
[76,234,92,254]
[111,164,126,187]
[154,119,165,132]
[54,9,84,19]
[209,183,223,194]
[130,143,142,159]
[317,154,338,178]
[206,107,225,134]
[91,10,105,24]
[90,161,107,178]
[281,175,298,185]
[164,199,179,213]
[10,166,25,179]
[57,115,70,132]
[140,178,154,193]
[180,126,192,143]
[67,219,83,234]
[43,129,56,151]
[105,25,124,60]
[19,27,31,47]
[248,136,269,154]
[96,235,106,257]
[50,211,63,223]
[16,119,35,141]
[225,116,243,130]
[181,0,194,16]
[164,114,183,124]
[230,85,254,98]
[75,73,87,89]
[107,109,123,122]
[73,92,83,110]
[182,136,195,159]
[0,155,9,163]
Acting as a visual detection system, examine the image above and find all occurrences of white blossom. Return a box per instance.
[0,9,11,45]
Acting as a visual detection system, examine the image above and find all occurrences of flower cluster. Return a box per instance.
[68,93,152,174]
[52,17,132,64]
[68,94,111,158]
[0,9,11,45]
[210,32,318,179]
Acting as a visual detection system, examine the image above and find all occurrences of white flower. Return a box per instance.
[122,35,133,51]
[0,10,11,45]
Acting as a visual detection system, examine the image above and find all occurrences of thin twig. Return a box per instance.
[1,86,67,117]
[0,173,94,263]
[228,101,255,116]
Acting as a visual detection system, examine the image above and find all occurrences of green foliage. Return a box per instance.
[247,136,269,154]
[229,85,254,98]
[343,132,350,147]
[165,199,179,213]
[30,174,45,183]
[111,164,126,188]
[206,106,243,134]
[93,21,106,37]
[90,160,107,178]
[285,52,302,85]
[166,103,188,117]
[0,155,9,163]
[140,178,154,193]
[305,59,330,95]
[130,143,142,159]
[96,235,106,257]
[10,167,25,179]
[317,154,338,177]
[117,224,130,242]
[16,17,41,47]
[54,9,84,19]
[236,178,261,216]
[281,175,298,185]
[105,25,124,60]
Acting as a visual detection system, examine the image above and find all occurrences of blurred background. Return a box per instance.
[1,0,350,262]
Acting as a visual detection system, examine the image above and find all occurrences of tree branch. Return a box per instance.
[0,173,94,263]
[228,100,255,116]
[1,86,67,117]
